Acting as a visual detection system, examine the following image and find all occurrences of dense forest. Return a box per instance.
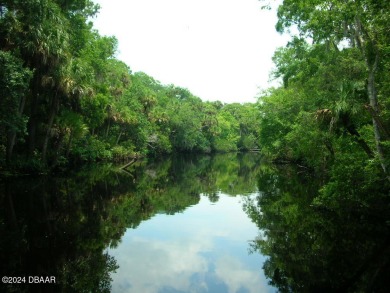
[1,0,389,180]
[0,0,261,174]
[247,0,390,291]
[1,0,390,291]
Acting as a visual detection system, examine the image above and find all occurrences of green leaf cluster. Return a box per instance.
[258,0,390,179]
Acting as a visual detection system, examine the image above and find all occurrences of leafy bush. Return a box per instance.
[72,136,112,162]
[111,145,135,162]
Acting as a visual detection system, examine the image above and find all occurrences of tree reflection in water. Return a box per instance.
[2,154,389,292]
[0,153,262,293]
[244,164,390,293]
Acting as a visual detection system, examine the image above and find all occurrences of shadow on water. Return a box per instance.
[244,163,390,293]
[0,153,261,293]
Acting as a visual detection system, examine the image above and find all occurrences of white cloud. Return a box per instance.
[92,0,289,103]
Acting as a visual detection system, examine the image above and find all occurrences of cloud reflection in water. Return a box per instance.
[108,194,275,293]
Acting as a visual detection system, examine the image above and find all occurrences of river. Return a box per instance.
[0,153,389,292]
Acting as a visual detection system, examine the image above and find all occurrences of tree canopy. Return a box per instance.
[0,0,261,173]
[250,1,390,291]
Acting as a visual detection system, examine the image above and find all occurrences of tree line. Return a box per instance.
[257,0,390,183]
[247,1,390,291]
[0,0,261,173]
[1,0,389,187]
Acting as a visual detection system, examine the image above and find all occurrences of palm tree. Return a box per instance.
[315,81,374,158]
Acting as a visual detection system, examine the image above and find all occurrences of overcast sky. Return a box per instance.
[92,0,289,104]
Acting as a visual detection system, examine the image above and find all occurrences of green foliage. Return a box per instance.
[71,135,112,162]
[257,23,388,174]
[0,51,31,128]
[251,1,390,291]
[244,163,390,292]
[285,111,334,169]
[0,0,266,173]
[258,87,303,159]
[266,0,390,173]
[0,51,32,163]
[111,145,135,162]
[316,138,388,210]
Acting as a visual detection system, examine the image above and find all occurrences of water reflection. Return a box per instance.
[0,165,125,293]
[109,195,272,293]
[3,154,389,292]
[1,153,270,293]
[244,164,390,293]
[107,152,273,292]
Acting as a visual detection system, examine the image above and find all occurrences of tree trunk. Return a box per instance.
[50,131,65,168]
[6,132,17,164]
[27,76,40,158]
[105,119,111,137]
[367,53,388,178]
[345,125,374,159]
[354,16,389,179]
[66,132,73,158]
[6,93,27,163]
[116,130,123,145]
[42,90,59,164]
[120,158,136,169]
[364,105,390,140]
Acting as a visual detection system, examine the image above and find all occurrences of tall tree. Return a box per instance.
[274,0,390,176]
[0,51,32,163]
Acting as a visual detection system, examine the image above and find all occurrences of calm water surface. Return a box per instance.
[0,153,276,293]
[108,193,273,293]
[1,153,389,292]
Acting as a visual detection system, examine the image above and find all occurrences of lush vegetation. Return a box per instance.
[0,0,261,174]
[245,1,390,292]
[3,0,388,181]
[1,0,389,290]
[258,0,390,177]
